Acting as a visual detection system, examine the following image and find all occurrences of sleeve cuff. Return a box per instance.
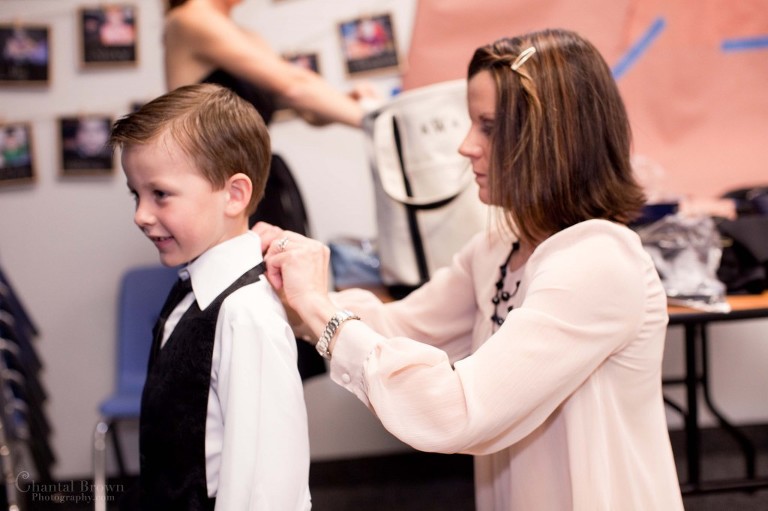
[328,320,382,406]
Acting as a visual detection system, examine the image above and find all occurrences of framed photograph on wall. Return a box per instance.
[0,24,50,86]
[59,115,114,175]
[283,51,321,74]
[0,122,35,186]
[337,13,400,77]
[79,4,138,67]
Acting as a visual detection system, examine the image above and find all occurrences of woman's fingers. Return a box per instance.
[264,232,331,311]
[252,221,285,254]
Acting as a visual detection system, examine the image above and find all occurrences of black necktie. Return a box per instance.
[151,276,193,359]
[160,277,193,321]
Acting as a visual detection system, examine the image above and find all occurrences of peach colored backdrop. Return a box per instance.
[401,0,768,200]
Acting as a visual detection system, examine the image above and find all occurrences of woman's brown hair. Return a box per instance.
[468,28,645,245]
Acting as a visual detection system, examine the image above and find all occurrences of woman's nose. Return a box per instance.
[458,132,478,158]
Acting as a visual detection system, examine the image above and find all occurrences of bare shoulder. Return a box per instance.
[163,4,224,87]
[164,3,229,42]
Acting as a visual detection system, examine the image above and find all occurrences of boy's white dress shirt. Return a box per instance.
[162,231,311,510]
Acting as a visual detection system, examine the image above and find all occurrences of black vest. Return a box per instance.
[139,263,265,511]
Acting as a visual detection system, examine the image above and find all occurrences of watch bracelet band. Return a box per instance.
[316,310,360,359]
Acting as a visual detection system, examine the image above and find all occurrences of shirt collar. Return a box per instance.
[182,231,265,310]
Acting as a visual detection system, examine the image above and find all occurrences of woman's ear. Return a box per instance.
[224,173,253,217]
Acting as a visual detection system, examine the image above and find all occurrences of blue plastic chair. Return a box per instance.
[92,265,178,499]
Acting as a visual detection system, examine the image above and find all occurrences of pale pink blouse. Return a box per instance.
[330,219,684,510]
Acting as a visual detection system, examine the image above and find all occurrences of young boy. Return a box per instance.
[110,83,311,510]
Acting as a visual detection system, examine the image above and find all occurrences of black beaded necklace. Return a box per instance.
[491,241,521,329]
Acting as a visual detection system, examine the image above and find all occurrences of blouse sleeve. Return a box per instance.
[330,224,657,455]
[331,234,485,364]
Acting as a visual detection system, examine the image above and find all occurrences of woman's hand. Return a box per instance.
[349,82,384,114]
[252,222,338,339]
[348,81,381,101]
[253,221,285,256]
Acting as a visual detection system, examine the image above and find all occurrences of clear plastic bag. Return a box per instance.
[635,213,730,312]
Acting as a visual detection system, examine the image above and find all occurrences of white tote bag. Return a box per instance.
[363,79,487,292]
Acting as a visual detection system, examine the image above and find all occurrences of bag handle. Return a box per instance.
[370,85,474,207]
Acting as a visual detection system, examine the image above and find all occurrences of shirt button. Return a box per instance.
[341,373,351,384]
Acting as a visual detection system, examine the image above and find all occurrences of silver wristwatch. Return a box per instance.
[316,310,360,360]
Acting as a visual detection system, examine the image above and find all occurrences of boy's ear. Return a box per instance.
[224,173,253,217]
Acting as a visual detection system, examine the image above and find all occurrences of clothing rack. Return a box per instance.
[0,266,55,510]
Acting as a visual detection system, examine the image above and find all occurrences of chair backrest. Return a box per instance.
[115,265,179,393]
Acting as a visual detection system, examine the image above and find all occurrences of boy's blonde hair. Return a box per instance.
[110,83,270,215]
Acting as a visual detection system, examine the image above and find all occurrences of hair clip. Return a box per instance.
[511,46,536,71]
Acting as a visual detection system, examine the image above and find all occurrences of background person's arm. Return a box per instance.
[165,7,369,127]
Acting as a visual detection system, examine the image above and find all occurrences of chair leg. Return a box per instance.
[93,420,109,511]
[0,421,23,511]
[109,421,128,477]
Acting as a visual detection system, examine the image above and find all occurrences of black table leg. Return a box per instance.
[684,323,700,487]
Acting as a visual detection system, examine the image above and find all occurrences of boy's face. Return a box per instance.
[122,137,230,267]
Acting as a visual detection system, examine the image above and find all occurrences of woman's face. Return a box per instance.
[459,70,496,205]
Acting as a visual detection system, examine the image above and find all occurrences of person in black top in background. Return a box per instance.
[163,0,378,379]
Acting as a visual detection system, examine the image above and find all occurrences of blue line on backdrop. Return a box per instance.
[611,17,666,80]
[722,36,768,52]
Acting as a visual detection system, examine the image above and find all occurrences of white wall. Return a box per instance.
[1,0,767,482]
